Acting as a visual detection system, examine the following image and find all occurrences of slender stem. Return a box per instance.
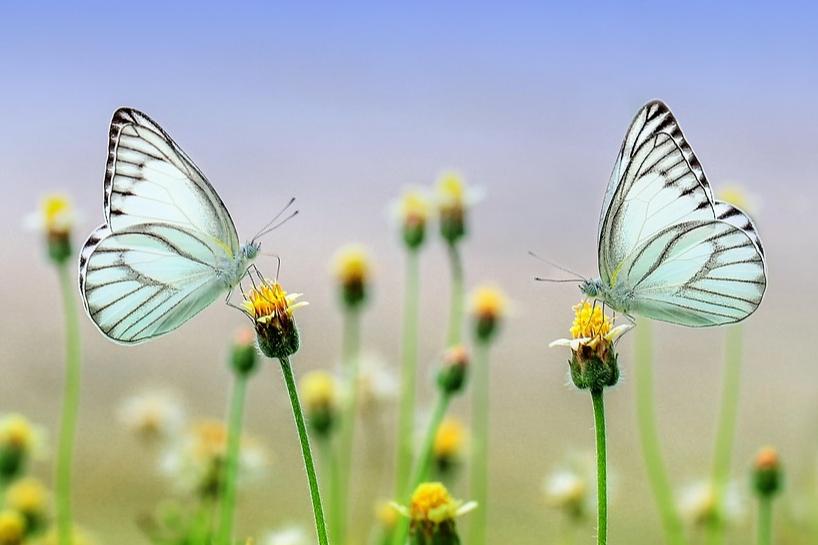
[469,340,490,545]
[56,262,82,545]
[338,308,362,544]
[216,372,249,545]
[445,243,464,347]
[318,437,342,545]
[706,325,744,545]
[591,388,608,545]
[756,497,772,545]
[634,321,687,545]
[392,392,452,545]
[395,249,421,498]
[278,356,330,545]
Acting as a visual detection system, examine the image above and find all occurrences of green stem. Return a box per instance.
[318,437,343,545]
[278,356,329,545]
[706,325,744,545]
[591,388,608,545]
[757,497,772,545]
[395,249,421,498]
[469,340,490,545]
[216,372,249,545]
[338,308,362,544]
[392,392,452,545]
[56,262,82,545]
[635,321,687,545]
[445,243,464,347]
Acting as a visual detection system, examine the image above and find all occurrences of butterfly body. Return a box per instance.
[79,108,267,344]
[585,100,766,327]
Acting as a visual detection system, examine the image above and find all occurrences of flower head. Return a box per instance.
[0,510,25,545]
[25,194,78,264]
[242,280,306,359]
[118,390,186,443]
[753,446,783,498]
[332,244,372,309]
[470,284,507,342]
[435,171,480,245]
[393,482,476,544]
[393,188,431,249]
[231,327,260,376]
[5,478,49,532]
[299,370,339,437]
[161,419,269,497]
[717,184,760,216]
[433,417,467,473]
[0,414,44,481]
[549,301,631,391]
[437,346,469,395]
[678,479,745,527]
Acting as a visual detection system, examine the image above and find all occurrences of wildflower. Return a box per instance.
[752,446,782,498]
[375,500,400,531]
[435,171,480,245]
[0,510,25,545]
[549,300,631,391]
[299,370,339,437]
[393,482,476,545]
[393,188,431,249]
[470,285,507,343]
[717,184,760,216]
[231,327,260,376]
[332,244,372,309]
[433,417,467,474]
[0,414,44,481]
[437,346,469,395]
[5,478,49,533]
[117,390,186,443]
[263,525,308,545]
[161,419,269,498]
[678,479,745,527]
[25,194,78,264]
[242,279,307,359]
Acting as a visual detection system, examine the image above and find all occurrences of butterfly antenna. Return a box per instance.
[528,250,587,281]
[533,277,579,283]
[252,197,296,242]
[254,209,299,241]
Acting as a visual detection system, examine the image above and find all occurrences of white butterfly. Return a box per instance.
[79,108,288,344]
[578,100,767,326]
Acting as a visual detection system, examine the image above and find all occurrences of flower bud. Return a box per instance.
[433,418,466,476]
[0,415,38,482]
[437,346,469,395]
[299,371,339,438]
[332,245,372,310]
[242,280,307,359]
[394,482,475,545]
[470,285,506,343]
[230,328,259,377]
[5,478,48,536]
[395,189,430,250]
[436,172,469,246]
[25,194,77,266]
[752,447,782,498]
[0,510,25,545]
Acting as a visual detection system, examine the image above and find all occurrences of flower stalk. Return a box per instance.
[337,307,362,544]
[445,244,465,347]
[591,388,607,545]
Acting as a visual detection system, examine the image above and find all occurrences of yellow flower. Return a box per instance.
[25,194,77,236]
[717,184,760,216]
[331,244,372,308]
[0,510,25,545]
[435,171,480,244]
[300,371,339,413]
[433,417,466,461]
[392,188,431,249]
[406,482,475,524]
[5,478,49,519]
[470,285,507,341]
[242,279,307,358]
[435,171,467,209]
[0,415,36,452]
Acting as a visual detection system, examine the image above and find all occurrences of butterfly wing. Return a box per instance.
[620,220,766,326]
[79,224,229,344]
[79,108,241,343]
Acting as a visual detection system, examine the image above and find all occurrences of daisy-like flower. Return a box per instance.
[25,194,79,264]
[161,419,270,498]
[717,184,761,216]
[0,414,45,481]
[242,279,307,359]
[393,482,476,545]
[299,370,339,437]
[678,479,745,527]
[331,244,372,309]
[433,417,467,474]
[549,300,631,391]
[392,187,431,250]
[435,170,481,245]
[263,525,308,545]
[117,389,186,443]
[0,510,25,545]
[470,284,507,342]
[5,477,49,533]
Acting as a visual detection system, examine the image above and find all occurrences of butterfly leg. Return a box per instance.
[223,286,249,314]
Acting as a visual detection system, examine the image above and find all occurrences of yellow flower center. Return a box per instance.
[399,190,430,223]
[300,371,338,411]
[471,286,506,320]
[332,246,371,285]
[6,478,47,515]
[436,171,465,207]
[0,510,25,545]
[242,281,304,325]
[191,420,229,459]
[434,418,465,458]
[40,194,73,234]
[569,301,612,339]
[0,415,34,451]
[409,482,459,523]
[376,501,400,529]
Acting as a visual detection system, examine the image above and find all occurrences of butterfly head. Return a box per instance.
[242,241,261,261]
[579,278,604,298]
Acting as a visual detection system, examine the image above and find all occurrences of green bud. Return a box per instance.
[47,233,72,265]
[440,209,466,246]
[403,218,426,250]
[753,447,782,498]
[230,331,259,377]
[567,339,620,391]
[256,323,300,359]
[0,445,25,481]
[437,346,469,395]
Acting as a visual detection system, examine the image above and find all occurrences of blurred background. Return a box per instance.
[1,2,817,544]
